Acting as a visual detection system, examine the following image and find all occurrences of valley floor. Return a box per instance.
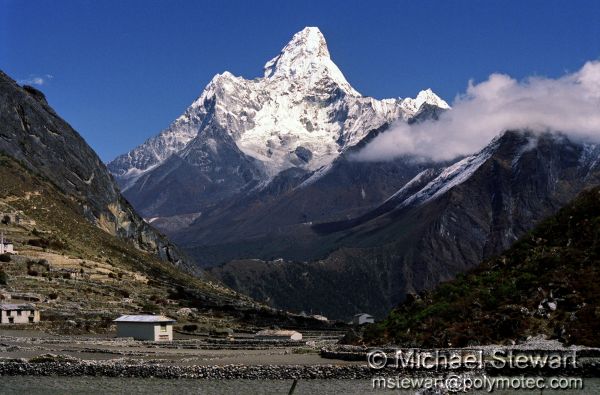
[0,328,354,367]
[3,329,600,394]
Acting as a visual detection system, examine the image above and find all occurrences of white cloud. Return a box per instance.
[353,61,600,162]
[18,74,54,86]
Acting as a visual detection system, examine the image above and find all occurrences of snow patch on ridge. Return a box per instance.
[384,168,438,203]
[394,138,499,208]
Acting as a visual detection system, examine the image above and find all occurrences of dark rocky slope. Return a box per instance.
[364,186,600,347]
[0,71,192,272]
[175,147,438,265]
[165,123,447,266]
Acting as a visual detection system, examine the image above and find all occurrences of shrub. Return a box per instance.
[37,259,50,270]
[26,259,49,272]
[27,237,67,251]
[49,239,68,250]
[28,238,49,248]
[183,324,198,332]
[0,254,11,262]
[0,270,8,285]
[48,292,58,300]
[149,294,159,301]
[141,302,160,314]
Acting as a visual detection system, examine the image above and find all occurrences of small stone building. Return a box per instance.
[255,329,303,341]
[0,303,40,324]
[0,232,14,254]
[352,313,375,325]
[114,315,175,341]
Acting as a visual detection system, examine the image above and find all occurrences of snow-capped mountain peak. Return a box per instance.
[415,88,450,109]
[108,26,450,196]
[401,88,450,113]
[263,27,359,96]
[264,27,330,76]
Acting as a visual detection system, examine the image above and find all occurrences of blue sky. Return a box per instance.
[1,0,599,162]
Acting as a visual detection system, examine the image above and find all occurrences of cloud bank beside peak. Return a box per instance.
[354,60,600,162]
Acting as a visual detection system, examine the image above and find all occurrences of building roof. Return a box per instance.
[113,315,175,323]
[0,303,35,310]
[354,313,373,318]
[256,329,302,337]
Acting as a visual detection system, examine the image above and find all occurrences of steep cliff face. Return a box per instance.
[210,131,600,319]
[0,71,194,273]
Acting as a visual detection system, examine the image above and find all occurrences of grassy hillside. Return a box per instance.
[0,154,324,333]
[364,187,600,347]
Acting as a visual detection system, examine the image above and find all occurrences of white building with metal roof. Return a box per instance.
[114,315,175,341]
[352,313,374,325]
